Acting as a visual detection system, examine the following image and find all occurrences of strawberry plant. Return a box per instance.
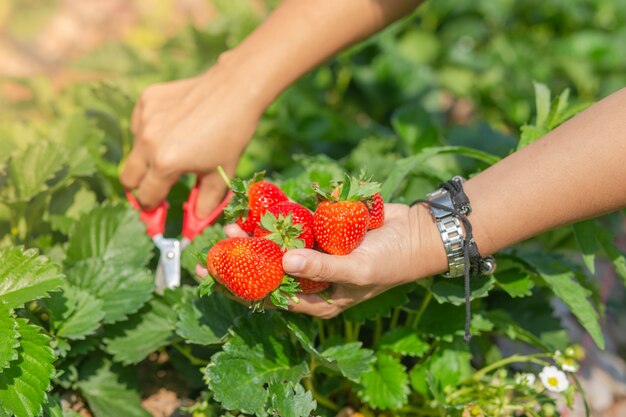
[2,1,626,416]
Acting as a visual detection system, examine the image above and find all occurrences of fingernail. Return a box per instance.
[284,254,306,273]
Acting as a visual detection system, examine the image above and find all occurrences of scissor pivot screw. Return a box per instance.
[166,251,175,259]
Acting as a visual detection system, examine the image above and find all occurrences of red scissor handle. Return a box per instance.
[182,182,232,241]
[126,191,169,238]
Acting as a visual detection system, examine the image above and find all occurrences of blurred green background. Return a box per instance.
[2,0,625,127]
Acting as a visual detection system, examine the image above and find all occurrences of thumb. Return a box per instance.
[283,249,367,286]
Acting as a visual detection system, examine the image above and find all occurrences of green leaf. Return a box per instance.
[597,226,626,286]
[518,125,549,150]
[547,88,570,128]
[533,81,551,127]
[417,301,465,341]
[42,394,81,417]
[529,259,604,349]
[175,288,247,345]
[343,284,411,323]
[487,310,550,351]
[320,342,376,382]
[205,314,309,415]
[2,142,66,203]
[471,314,494,335]
[76,356,151,417]
[181,225,225,276]
[357,353,409,410]
[268,383,317,417]
[391,102,440,152]
[430,275,495,306]
[0,319,56,417]
[49,183,98,235]
[427,342,472,389]
[494,269,534,298]
[46,284,105,340]
[64,205,155,323]
[0,302,19,370]
[41,394,63,417]
[51,114,103,177]
[103,296,177,365]
[283,314,374,382]
[380,147,499,201]
[573,220,598,274]
[0,247,64,309]
[379,327,429,358]
[409,364,428,396]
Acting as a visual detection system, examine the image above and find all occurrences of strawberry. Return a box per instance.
[253,202,315,249]
[313,175,380,255]
[296,278,330,294]
[332,178,385,230]
[254,202,330,294]
[206,237,293,305]
[314,200,370,255]
[366,192,384,229]
[253,202,329,294]
[220,169,289,235]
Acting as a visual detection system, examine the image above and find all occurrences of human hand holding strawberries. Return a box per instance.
[215,203,446,318]
[197,172,449,317]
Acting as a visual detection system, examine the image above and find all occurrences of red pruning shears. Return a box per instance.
[127,182,231,292]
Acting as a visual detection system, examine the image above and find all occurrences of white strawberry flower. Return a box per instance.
[539,366,570,392]
[555,351,579,373]
[560,357,579,373]
[515,372,537,386]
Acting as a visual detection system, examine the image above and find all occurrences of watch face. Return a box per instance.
[428,191,455,219]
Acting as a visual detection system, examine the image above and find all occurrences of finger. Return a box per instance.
[196,169,231,218]
[120,148,149,189]
[282,249,369,285]
[135,168,179,209]
[224,223,248,238]
[289,290,348,318]
[195,264,208,278]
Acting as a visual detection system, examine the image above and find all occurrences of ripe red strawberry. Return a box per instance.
[366,192,384,229]
[254,202,315,249]
[314,200,370,255]
[206,237,285,301]
[254,203,330,295]
[296,278,330,294]
[221,170,289,235]
[313,175,380,255]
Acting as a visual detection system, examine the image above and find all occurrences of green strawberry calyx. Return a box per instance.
[248,275,302,312]
[259,212,305,251]
[313,173,380,203]
[219,166,266,222]
[269,275,302,310]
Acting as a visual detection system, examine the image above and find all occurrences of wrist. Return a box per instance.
[213,47,285,111]
[408,203,449,280]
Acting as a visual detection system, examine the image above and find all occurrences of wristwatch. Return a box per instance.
[426,187,466,278]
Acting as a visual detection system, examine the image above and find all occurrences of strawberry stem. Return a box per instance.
[318,291,333,304]
[216,165,232,188]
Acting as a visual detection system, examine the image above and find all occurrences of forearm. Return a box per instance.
[467,87,626,255]
[219,0,422,107]
[413,87,626,279]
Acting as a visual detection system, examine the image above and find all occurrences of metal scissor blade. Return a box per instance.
[153,236,181,293]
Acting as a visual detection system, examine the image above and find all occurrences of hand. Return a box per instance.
[120,54,266,217]
[197,203,447,318]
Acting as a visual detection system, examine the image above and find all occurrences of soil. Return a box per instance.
[138,352,193,417]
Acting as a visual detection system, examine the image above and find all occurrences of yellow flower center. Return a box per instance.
[548,376,558,387]
[471,406,482,416]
